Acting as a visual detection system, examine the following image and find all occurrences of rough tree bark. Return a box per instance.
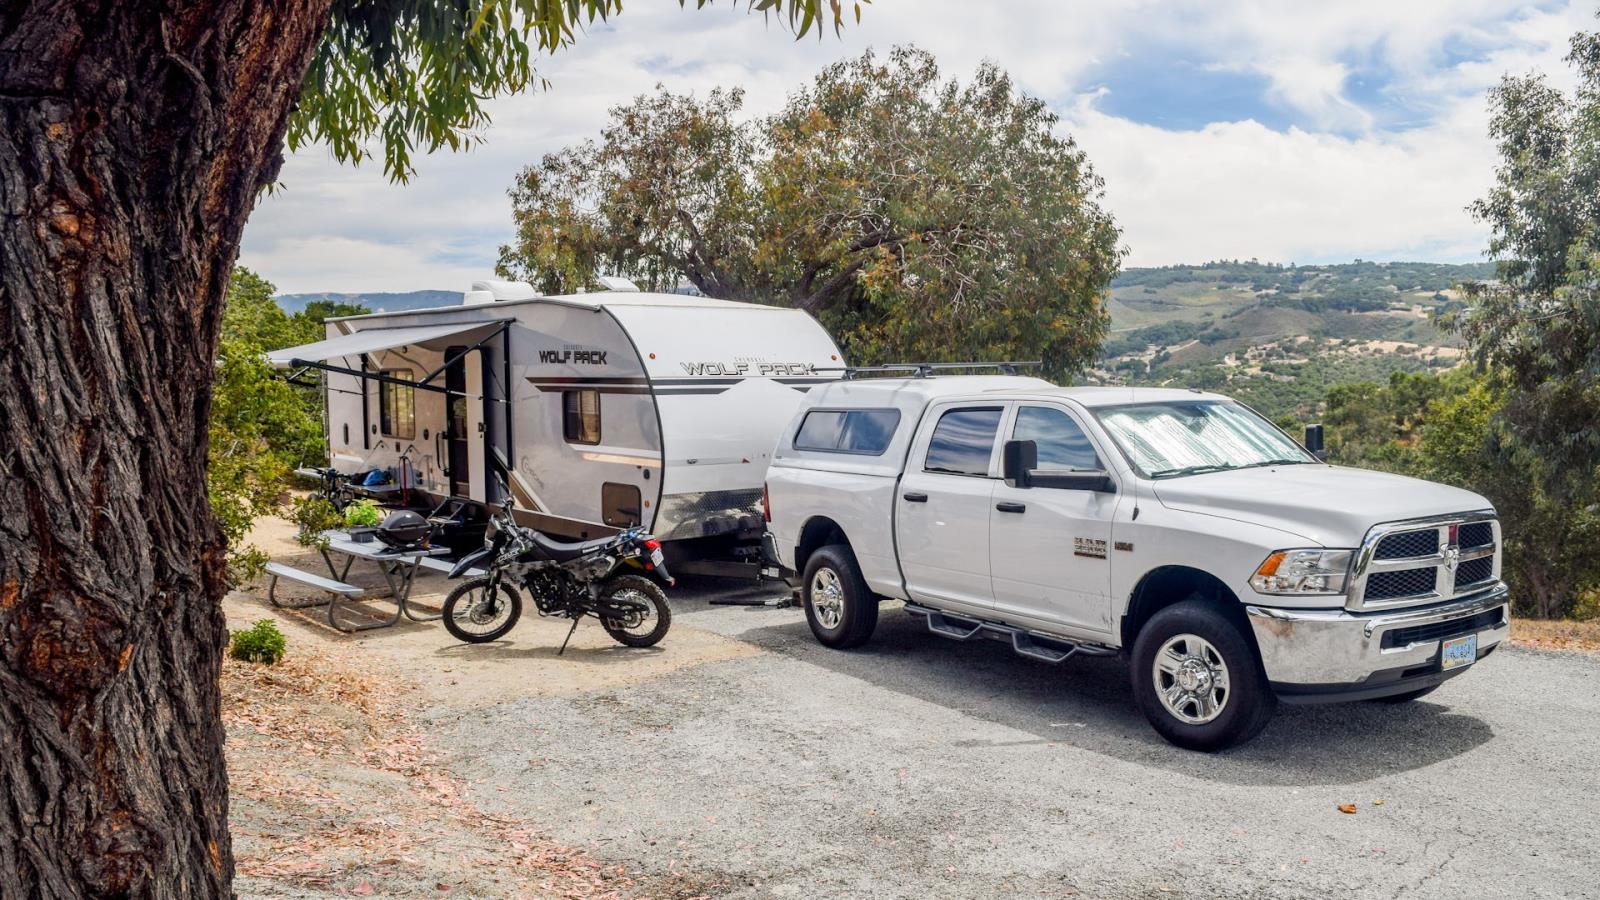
[0,2,333,895]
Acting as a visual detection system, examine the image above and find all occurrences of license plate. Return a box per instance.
[650,548,665,566]
[1441,633,1478,670]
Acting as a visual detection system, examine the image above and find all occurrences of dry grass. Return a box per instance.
[1509,617,1600,655]
[223,635,710,898]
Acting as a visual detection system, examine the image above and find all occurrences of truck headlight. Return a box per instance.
[1250,549,1354,595]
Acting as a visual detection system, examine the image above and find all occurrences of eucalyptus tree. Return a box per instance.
[499,47,1124,379]
[0,2,856,895]
[1453,19,1600,615]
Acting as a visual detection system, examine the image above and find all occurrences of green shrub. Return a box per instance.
[290,495,342,549]
[230,619,287,665]
[342,498,383,528]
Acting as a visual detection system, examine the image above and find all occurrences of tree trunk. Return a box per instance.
[0,2,332,895]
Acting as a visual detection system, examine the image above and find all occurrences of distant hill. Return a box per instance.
[1091,260,1498,419]
[274,290,458,315]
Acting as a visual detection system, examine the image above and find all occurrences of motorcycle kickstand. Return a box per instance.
[558,613,583,656]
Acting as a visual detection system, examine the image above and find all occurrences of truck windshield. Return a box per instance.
[1093,400,1315,479]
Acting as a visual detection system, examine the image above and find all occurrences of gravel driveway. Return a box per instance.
[424,579,1600,899]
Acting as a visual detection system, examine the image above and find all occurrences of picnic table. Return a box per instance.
[265,530,455,633]
[317,530,452,631]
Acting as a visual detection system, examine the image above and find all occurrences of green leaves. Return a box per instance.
[497,47,1123,380]
[211,268,335,582]
[292,1,859,182]
[1446,16,1600,613]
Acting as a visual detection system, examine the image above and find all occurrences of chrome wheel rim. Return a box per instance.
[604,588,656,635]
[1153,633,1231,725]
[810,568,845,629]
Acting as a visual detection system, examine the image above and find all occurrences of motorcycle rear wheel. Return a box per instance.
[442,577,522,644]
[599,575,672,648]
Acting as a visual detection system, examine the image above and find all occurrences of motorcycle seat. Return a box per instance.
[527,530,617,563]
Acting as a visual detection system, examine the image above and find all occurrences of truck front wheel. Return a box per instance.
[1131,599,1276,752]
[802,544,878,649]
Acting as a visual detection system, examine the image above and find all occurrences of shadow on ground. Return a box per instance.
[723,601,1493,787]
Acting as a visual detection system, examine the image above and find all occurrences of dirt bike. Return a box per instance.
[441,498,675,652]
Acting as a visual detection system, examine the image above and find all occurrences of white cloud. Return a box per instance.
[239,0,1598,293]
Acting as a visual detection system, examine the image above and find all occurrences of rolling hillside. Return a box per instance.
[274,289,457,315]
[1089,260,1496,419]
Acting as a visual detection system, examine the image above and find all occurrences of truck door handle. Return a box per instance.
[995,501,1027,513]
[902,492,928,503]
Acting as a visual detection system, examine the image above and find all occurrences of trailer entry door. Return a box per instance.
[445,345,471,497]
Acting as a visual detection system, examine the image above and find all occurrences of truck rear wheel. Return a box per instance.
[802,544,878,649]
[1131,598,1276,752]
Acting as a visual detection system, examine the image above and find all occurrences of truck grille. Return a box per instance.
[1454,555,1494,590]
[1459,522,1493,549]
[1380,607,1505,649]
[1374,530,1439,560]
[1366,567,1438,601]
[1349,513,1500,611]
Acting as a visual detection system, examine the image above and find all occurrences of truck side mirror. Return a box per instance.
[1002,439,1037,488]
[1304,423,1327,461]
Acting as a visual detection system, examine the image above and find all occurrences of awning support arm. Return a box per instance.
[418,321,512,387]
[283,358,504,402]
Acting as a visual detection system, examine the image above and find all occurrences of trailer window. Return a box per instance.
[794,409,901,455]
[563,389,601,444]
[378,370,416,440]
[602,482,642,527]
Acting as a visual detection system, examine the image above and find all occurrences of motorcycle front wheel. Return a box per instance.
[599,574,672,648]
[441,577,523,644]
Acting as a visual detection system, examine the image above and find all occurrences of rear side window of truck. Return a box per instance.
[923,407,1004,476]
[794,409,901,455]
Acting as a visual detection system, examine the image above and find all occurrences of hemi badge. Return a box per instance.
[1114,541,1134,552]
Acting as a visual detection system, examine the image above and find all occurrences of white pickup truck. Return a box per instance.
[762,374,1510,750]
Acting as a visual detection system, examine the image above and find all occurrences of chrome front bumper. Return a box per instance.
[1245,584,1510,698]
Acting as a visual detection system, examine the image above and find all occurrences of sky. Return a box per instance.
[238,0,1596,295]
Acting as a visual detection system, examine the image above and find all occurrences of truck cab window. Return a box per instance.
[378,370,415,439]
[563,389,601,444]
[923,407,1003,476]
[1014,406,1101,470]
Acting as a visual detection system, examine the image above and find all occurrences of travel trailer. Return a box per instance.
[268,280,843,567]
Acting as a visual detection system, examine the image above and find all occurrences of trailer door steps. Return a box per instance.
[903,602,1116,664]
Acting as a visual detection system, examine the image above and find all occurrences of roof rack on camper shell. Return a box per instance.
[837,361,1043,379]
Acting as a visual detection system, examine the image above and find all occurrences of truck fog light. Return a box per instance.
[1250,549,1353,596]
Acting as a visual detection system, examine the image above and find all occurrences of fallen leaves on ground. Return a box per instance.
[1510,617,1600,655]
[224,634,695,898]
[1337,804,1358,815]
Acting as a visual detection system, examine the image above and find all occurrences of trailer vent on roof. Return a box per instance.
[465,279,539,305]
[594,275,639,292]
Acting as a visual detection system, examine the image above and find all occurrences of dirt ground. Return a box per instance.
[227,513,1600,898]
[225,515,755,897]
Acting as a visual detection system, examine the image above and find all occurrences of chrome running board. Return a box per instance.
[904,602,1116,665]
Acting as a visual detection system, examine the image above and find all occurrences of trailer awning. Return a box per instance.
[266,321,498,368]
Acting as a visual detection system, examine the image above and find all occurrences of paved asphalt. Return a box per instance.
[428,578,1600,899]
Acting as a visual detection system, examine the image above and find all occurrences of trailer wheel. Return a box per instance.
[1131,597,1276,752]
[802,544,877,649]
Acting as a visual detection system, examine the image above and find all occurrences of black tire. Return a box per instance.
[802,544,878,649]
[441,577,522,644]
[1369,685,1440,704]
[599,574,673,648]
[1131,598,1276,752]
